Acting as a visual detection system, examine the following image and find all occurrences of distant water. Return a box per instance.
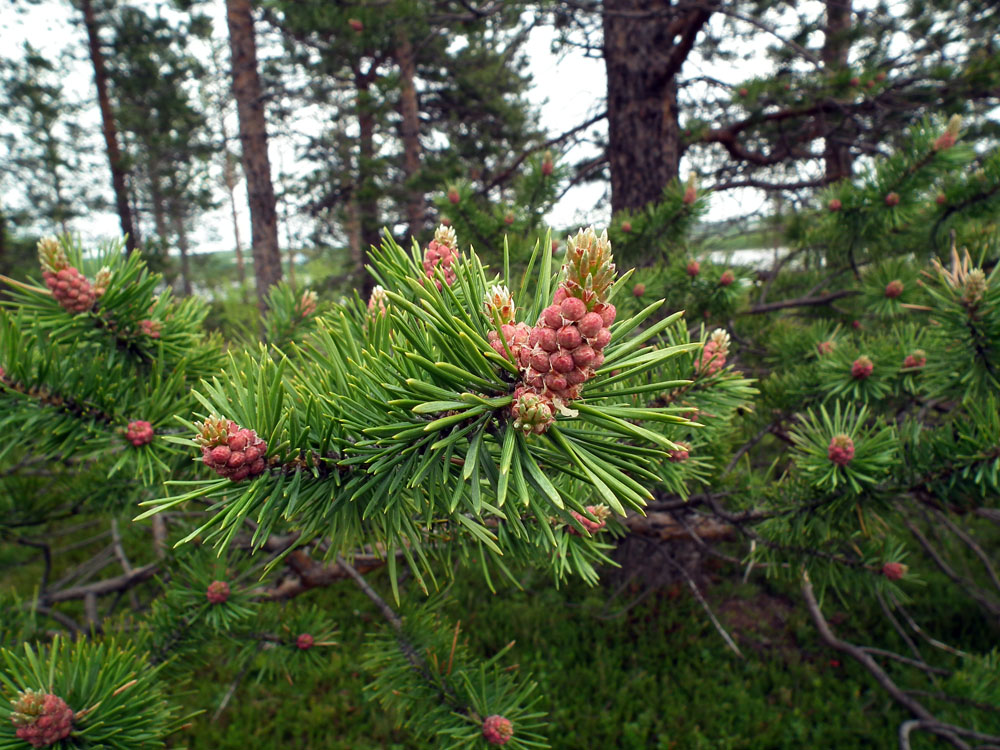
[707,247,789,269]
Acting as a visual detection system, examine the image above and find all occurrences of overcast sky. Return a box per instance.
[0,2,771,254]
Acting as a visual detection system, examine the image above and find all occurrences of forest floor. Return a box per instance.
[175,562,924,749]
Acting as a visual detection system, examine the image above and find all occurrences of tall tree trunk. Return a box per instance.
[346,191,363,275]
[171,209,193,296]
[226,0,282,312]
[355,70,379,297]
[222,140,248,295]
[602,0,711,215]
[80,0,137,253]
[212,40,248,298]
[43,133,71,236]
[822,0,853,182]
[395,30,424,238]
[127,177,143,249]
[148,163,170,247]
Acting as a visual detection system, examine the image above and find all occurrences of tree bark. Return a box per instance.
[822,0,853,182]
[355,69,380,297]
[395,29,424,238]
[226,0,282,312]
[602,0,711,215]
[80,0,137,253]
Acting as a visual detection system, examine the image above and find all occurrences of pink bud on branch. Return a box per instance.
[206,580,230,604]
[482,715,514,745]
[828,434,855,466]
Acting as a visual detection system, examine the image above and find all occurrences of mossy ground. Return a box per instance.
[173,565,927,749]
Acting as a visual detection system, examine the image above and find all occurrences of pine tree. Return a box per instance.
[546,0,1000,216]
[1,116,998,750]
[264,0,541,291]
[226,0,283,311]
[0,44,105,238]
[105,5,216,295]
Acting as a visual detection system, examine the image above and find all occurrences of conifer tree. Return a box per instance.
[1,109,999,750]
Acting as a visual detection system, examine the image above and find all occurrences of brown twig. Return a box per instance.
[744,289,859,315]
[44,562,159,603]
[801,571,971,750]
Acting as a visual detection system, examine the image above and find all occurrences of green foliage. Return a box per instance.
[1,105,999,750]
[0,637,186,749]
[788,403,897,494]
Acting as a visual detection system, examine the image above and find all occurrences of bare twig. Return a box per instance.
[875,590,924,663]
[929,508,1000,596]
[48,546,115,592]
[151,515,167,560]
[44,562,159,603]
[84,592,99,632]
[899,720,1000,749]
[901,515,1000,617]
[663,554,744,659]
[744,289,859,315]
[212,654,256,722]
[336,554,403,631]
[16,538,51,592]
[30,604,82,637]
[110,519,139,610]
[889,594,969,658]
[801,572,971,750]
[721,424,770,478]
[861,647,949,676]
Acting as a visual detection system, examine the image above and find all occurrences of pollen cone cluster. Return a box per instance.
[196,416,268,481]
[422,224,458,289]
[10,689,74,748]
[695,329,730,375]
[38,237,96,314]
[492,228,617,434]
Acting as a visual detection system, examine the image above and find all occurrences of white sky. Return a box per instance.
[1,2,785,254]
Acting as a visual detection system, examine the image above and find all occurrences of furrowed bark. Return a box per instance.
[226,0,282,312]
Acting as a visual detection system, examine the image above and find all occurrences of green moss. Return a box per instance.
[172,570,912,749]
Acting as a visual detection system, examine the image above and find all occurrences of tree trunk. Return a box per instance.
[80,0,137,253]
[395,29,424,238]
[212,39,248,298]
[602,0,711,215]
[171,209,193,296]
[226,0,282,312]
[148,163,170,247]
[822,0,853,182]
[42,133,71,236]
[346,191,363,275]
[355,70,380,297]
[222,145,248,294]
